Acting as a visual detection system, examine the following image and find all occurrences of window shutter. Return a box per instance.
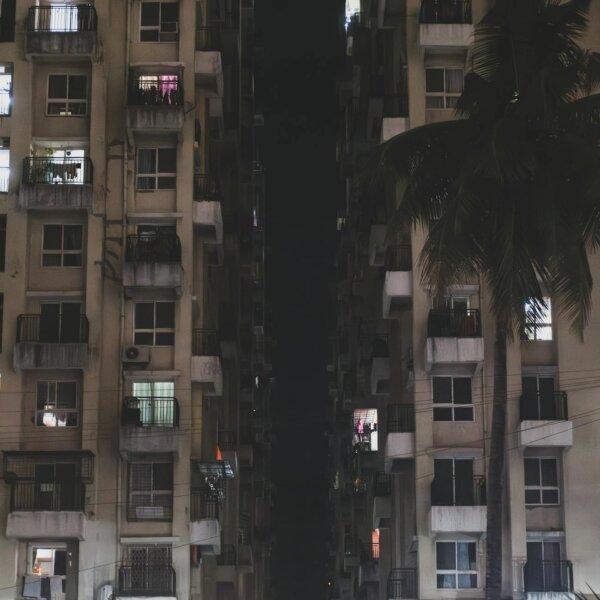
[0,0,16,43]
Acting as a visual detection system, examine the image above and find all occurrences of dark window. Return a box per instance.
[36,381,78,427]
[0,215,5,271]
[47,75,88,116]
[436,541,477,589]
[134,301,175,345]
[136,148,177,190]
[140,2,179,42]
[524,457,560,506]
[425,67,464,108]
[128,462,173,520]
[433,376,473,421]
[0,63,12,115]
[0,0,16,43]
[42,224,83,267]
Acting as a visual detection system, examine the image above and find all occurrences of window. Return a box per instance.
[24,544,68,597]
[39,302,83,343]
[436,541,477,589]
[523,297,553,341]
[0,215,5,271]
[0,63,11,115]
[432,458,480,506]
[0,0,16,43]
[521,375,562,420]
[131,381,175,427]
[128,462,173,520]
[0,137,9,192]
[433,376,473,421]
[47,74,88,116]
[42,224,83,267]
[140,2,179,42]
[134,302,175,345]
[426,67,464,108]
[36,381,78,427]
[524,457,559,506]
[136,148,176,190]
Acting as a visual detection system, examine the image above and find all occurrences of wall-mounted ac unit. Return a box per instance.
[122,346,150,367]
[96,584,113,600]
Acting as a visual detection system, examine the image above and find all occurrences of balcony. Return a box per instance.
[120,397,180,458]
[344,537,361,571]
[218,430,238,477]
[195,27,224,96]
[368,225,386,266]
[117,565,176,599]
[193,174,223,245]
[522,560,573,595]
[191,329,223,396]
[19,157,93,210]
[126,73,184,135]
[387,569,418,600]
[25,5,97,59]
[419,0,473,48]
[380,95,410,143]
[3,451,93,541]
[383,245,413,317]
[123,233,183,297]
[190,489,221,555]
[430,475,487,533]
[371,356,390,395]
[358,544,380,586]
[373,472,392,529]
[385,405,416,471]
[518,392,573,447]
[425,309,484,375]
[216,545,237,583]
[13,314,89,370]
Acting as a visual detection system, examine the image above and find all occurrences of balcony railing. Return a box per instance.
[16,314,89,343]
[128,76,183,107]
[194,174,221,200]
[195,27,222,51]
[218,544,237,566]
[9,481,85,511]
[388,568,418,599]
[125,233,182,262]
[520,391,568,421]
[524,560,573,593]
[27,5,98,32]
[387,404,415,433]
[190,488,220,520]
[218,430,237,450]
[431,475,486,506]
[118,565,176,597]
[22,157,93,185]
[122,397,179,427]
[385,244,412,271]
[420,0,472,24]
[427,309,481,337]
[192,328,219,355]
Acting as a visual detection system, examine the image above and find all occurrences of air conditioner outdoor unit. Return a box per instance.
[122,346,150,367]
[96,584,113,600]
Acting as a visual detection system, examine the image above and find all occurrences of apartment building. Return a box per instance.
[329,1,600,600]
[0,1,273,599]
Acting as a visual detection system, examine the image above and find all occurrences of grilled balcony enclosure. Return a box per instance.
[419,0,473,48]
[194,174,224,244]
[190,488,221,555]
[383,245,413,317]
[14,314,89,370]
[195,27,224,95]
[120,397,180,457]
[385,405,416,471]
[118,565,176,597]
[420,0,471,23]
[25,5,97,58]
[519,391,573,447]
[19,157,93,210]
[387,569,418,600]
[428,309,481,337]
[523,560,573,593]
[191,329,223,395]
[216,545,237,583]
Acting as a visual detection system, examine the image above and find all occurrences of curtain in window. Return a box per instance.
[445,69,464,94]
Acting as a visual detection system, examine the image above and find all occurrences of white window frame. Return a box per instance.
[523,297,553,341]
[436,540,478,589]
[432,376,474,422]
[136,147,177,190]
[425,67,464,109]
[36,380,78,428]
[133,301,175,346]
[46,74,88,117]
[524,457,560,506]
[139,1,179,42]
[0,63,12,116]
[0,138,8,193]
[41,223,84,268]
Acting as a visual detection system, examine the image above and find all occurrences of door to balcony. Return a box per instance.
[524,541,572,593]
[522,376,560,420]
[33,463,78,511]
[39,303,82,343]
[432,458,475,505]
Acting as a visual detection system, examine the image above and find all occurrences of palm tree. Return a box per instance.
[373,1,600,598]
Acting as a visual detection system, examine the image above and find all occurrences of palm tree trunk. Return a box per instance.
[485,318,508,600]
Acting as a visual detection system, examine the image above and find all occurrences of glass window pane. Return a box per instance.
[437,574,456,589]
[138,149,156,174]
[458,574,477,589]
[42,254,62,267]
[135,303,155,328]
[155,331,174,345]
[525,489,541,504]
[153,463,173,489]
[157,176,176,189]
[524,458,540,485]
[57,382,77,408]
[68,76,87,99]
[453,378,472,403]
[134,331,154,345]
[454,407,473,421]
[43,225,63,250]
[155,302,175,328]
[63,253,82,267]
[140,29,159,41]
[141,3,160,25]
[161,3,179,22]
[131,463,152,490]
[445,69,464,93]
[426,95,444,109]
[137,176,156,190]
[436,542,456,570]
[540,459,558,486]
[542,489,559,504]
[63,225,82,250]
[433,407,453,421]
[426,68,444,93]
[48,76,67,99]
[157,148,176,172]
[432,377,452,404]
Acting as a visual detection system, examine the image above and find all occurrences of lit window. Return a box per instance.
[433,376,473,421]
[353,409,378,452]
[42,224,83,267]
[47,74,88,116]
[136,148,176,190]
[523,298,553,341]
[36,381,78,427]
[524,457,560,506]
[134,301,175,346]
[426,67,464,109]
[0,63,12,115]
[140,2,179,42]
[24,544,68,597]
[0,137,9,193]
[128,462,173,521]
[436,541,478,589]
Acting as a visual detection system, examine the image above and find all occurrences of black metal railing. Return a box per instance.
[118,565,176,597]
[27,5,98,32]
[520,391,568,421]
[194,174,221,200]
[217,544,237,566]
[387,404,416,433]
[192,328,219,355]
[122,397,179,427]
[127,75,183,107]
[431,475,486,506]
[374,472,392,497]
[382,95,409,118]
[10,481,85,511]
[524,560,573,593]
[385,244,412,271]
[125,233,182,262]
[22,157,93,185]
[427,308,481,337]
[420,0,472,24]
[218,430,237,450]
[388,568,418,599]
[16,314,89,343]
[195,26,221,51]
[190,488,220,520]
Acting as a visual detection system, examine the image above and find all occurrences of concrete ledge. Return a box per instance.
[383,271,412,317]
[381,117,410,142]
[123,262,183,296]
[419,23,473,48]
[371,357,390,395]
[373,496,391,529]
[26,31,96,57]
[385,432,416,472]
[191,356,223,396]
[518,420,573,447]
[19,183,93,210]
[120,427,179,458]
[195,51,224,96]
[7,511,87,540]
[190,518,220,555]
[425,337,484,374]
[127,106,184,132]
[14,342,88,370]
[430,505,486,533]
[193,201,223,244]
